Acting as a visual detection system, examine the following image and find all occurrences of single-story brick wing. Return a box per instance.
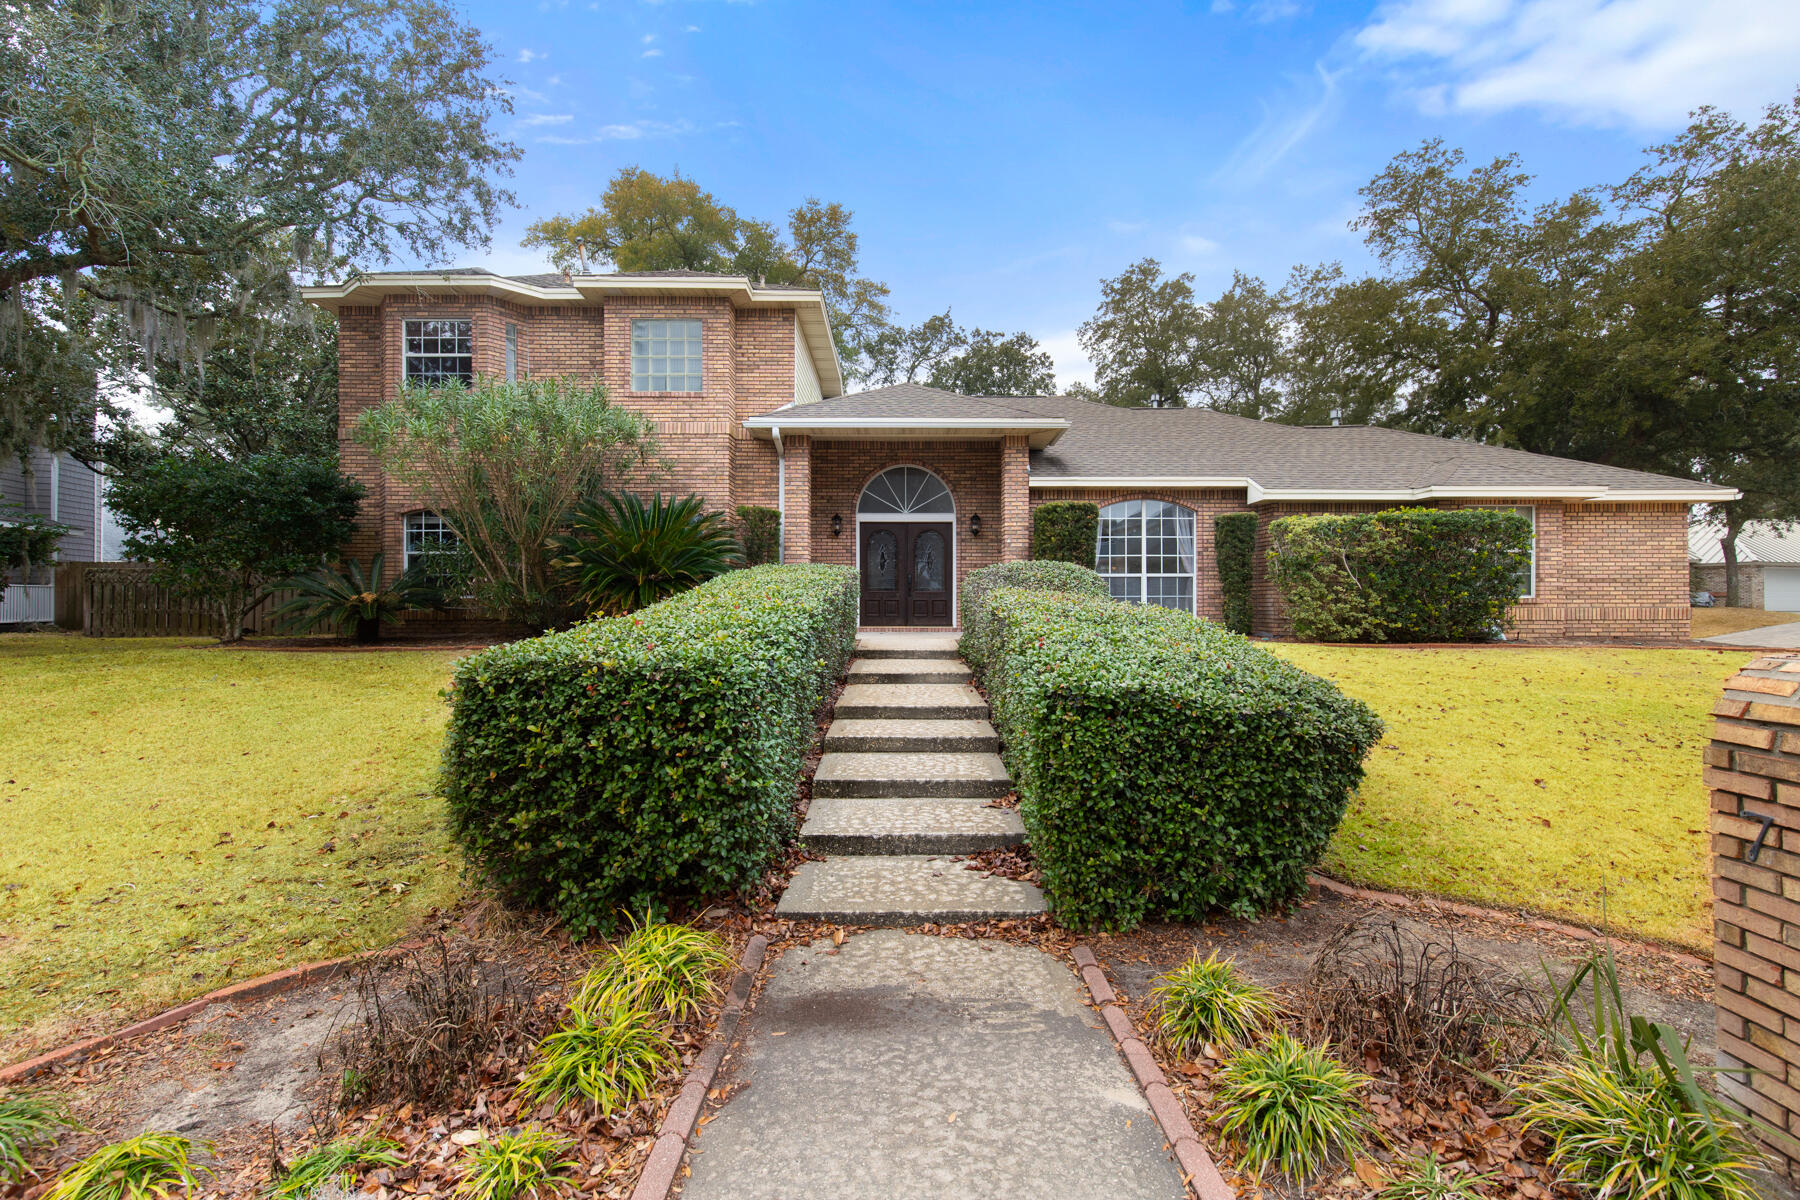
[304,268,1735,639]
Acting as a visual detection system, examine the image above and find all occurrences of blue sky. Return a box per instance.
[427,0,1800,386]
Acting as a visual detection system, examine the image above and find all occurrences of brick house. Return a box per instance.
[304,268,1735,639]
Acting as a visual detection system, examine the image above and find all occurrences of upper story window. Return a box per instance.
[403,319,473,386]
[631,319,703,392]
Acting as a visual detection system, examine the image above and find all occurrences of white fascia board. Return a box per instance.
[299,275,580,308]
[1584,488,1741,502]
[745,416,1068,432]
[1027,476,1258,493]
[1024,478,1737,503]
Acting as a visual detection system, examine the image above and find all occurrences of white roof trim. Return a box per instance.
[745,413,1069,449]
[1026,476,1738,504]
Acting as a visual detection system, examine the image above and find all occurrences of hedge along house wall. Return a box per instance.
[1214,512,1257,635]
[442,564,858,935]
[968,586,1384,930]
[1032,502,1098,565]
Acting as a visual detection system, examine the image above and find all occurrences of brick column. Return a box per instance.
[1000,434,1030,563]
[1711,652,1800,1173]
[782,435,812,564]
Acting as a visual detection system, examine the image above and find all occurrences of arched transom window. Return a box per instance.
[857,467,954,518]
[1096,499,1196,612]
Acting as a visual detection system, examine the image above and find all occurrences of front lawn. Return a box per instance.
[1272,644,1743,952]
[1692,606,1800,638]
[0,634,463,1060]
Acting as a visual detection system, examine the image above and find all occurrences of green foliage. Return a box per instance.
[734,505,781,566]
[516,1005,673,1114]
[863,309,965,386]
[967,587,1382,929]
[1031,503,1098,567]
[271,554,443,642]
[1077,258,1205,407]
[956,559,1110,675]
[0,502,70,601]
[1151,952,1280,1055]
[454,1127,576,1200]
[1376,1154,1493,1200]
[1267,508,1533,643]
[551,492,739,616]
[270,1135,404,1200]
[1216,1032,1373,1182]
[355,377,656,629]
[443,564,857,935]
[0,1091,71,1181]
[1214,512,1258,635]
[574,922,735,1024]
[926,328,1058,396]
[106,452,364,641]
[44,1132,210,1200]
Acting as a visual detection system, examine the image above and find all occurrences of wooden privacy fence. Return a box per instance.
[70,563,294,638]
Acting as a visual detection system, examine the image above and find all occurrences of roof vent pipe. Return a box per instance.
[1329,407,1343,426]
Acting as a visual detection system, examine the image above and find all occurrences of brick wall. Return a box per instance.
[1694,564,1767,610]
[1710,653,1800,1173]
[1027,488,1691,641]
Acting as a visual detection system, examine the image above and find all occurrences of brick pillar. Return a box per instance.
[782,435,812,564]
[1001,434,1030,563]
[1711,652,1800,1173]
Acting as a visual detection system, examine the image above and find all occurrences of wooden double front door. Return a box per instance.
[859,522,953,626]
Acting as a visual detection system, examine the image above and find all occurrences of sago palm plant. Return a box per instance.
[551,492,739,616]
[272,554,443,642]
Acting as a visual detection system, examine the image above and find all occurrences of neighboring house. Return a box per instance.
[303,268,1736,641]
[0,446,121,625]
[1690,523,1800,611]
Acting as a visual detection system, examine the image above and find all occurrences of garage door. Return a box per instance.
[1765,566,1800,611]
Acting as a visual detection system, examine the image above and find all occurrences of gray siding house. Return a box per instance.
[1,448,122,625]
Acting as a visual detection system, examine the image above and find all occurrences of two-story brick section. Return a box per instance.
[304,268,1736,639]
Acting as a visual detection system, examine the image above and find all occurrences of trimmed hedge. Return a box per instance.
[971,587,1383,930]
[1214,512,1258,635]
[958,559,1110,673]
[1032,502,1099,566]
[1267,507,1533,643]
[442,564,857,934]
[735,505,781,566]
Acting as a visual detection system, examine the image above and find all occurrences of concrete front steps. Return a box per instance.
[780,632,1043,926]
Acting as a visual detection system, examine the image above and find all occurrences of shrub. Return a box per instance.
[0,504,69,602]
[970,588,1382,928]
[735,505,782,566]
[957,559,1109,674]
[0,1091,70,1181]
[1031,502,1098,566]
[1216,1032,1372,1182]
[551,491,740,616]
[272,554,444,642]
[1267,507,1532,643]
[454,1127,576,1200]
[45,1133,210,1200]
[1214,512,1258,635]
[271,1135,405,1200]
[444,564,858,935]
[516,1004,674,1114]
[1152,951,1280,1056]
[573,922,735,1024]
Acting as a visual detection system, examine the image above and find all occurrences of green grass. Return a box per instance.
[1271,644,1742,952]
[0,634,464,1059]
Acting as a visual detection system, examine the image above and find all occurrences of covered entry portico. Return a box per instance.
[742,388,1069,628]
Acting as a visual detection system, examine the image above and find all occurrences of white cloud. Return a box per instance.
[517,48,545,63]
[685,24,701,32]
[1246,0,1304,20]
[642,48,664,57]
[1106,218,1149,235]
[546,74,562,86]
[1177,231,1220,256]
[1356,0,1800,128]
[1037,331,1094,390]
[642,33,657,43]
[1211,63,1343,186]
[537,118,696,145]
[520,113,573,126]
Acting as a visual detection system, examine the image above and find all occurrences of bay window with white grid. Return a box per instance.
[1095,499,1197,612]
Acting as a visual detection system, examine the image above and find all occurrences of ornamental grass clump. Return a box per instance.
[1215,1032,1373,1182]
[1376,1154,1492,1200]
[454,1127,576,1200]
[516,1005,674,1115]
[1151,951,1280,1055]
[270,1135,405,1200]
[44,1133,210,1200]
[573,922,734,1024]
[0,1091,71,1181]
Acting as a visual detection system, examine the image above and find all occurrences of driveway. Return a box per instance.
[1700,620,1800,648]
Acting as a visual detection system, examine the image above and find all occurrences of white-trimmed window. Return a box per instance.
[403,511,459,571]
[504,323,520,382]
[1096,499,1196,612]
[1474,504,1537,599]
[403,319,473,386]
[631,318,703,391]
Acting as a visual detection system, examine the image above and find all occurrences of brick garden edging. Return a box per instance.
[0,943,420,1086]
[628,933,770,1200]
[1071,944,1235,1200]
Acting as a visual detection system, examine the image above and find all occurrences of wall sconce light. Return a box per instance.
[970,513,983,538]
[831,513,843,537]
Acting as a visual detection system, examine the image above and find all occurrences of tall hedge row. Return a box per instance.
[1267,507,1533,643]
[442,564,858,934]
[1032,502,1099,566]
[1214,512,1258,635]
[958,559,1111,673]
[970,587,1383,930]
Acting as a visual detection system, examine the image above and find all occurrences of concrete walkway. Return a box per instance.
[1701,621,1800,648]
[680,931,1188,1200]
